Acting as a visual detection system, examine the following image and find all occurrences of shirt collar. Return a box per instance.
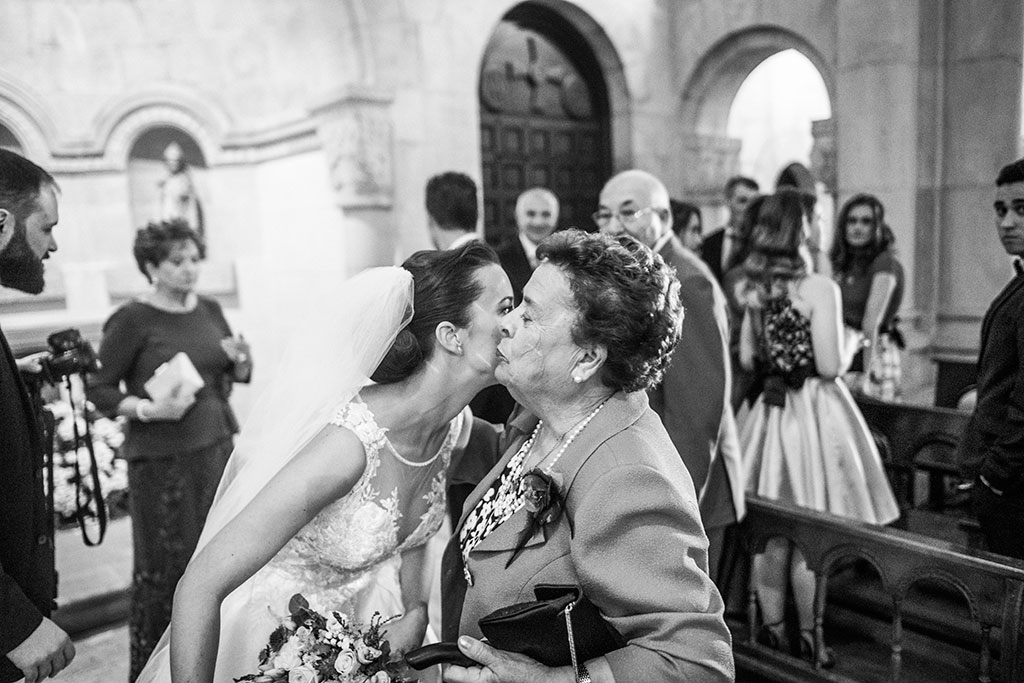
[518,232,540,268]
[1014,258,1024,276]
[651,229,674,255]
[447,232,480,250]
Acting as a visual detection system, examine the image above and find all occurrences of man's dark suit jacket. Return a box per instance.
[495,237,533,303]
[959,263,1024,493]
[652,236,731,507]
[0,325,54,682]
[700,227,727,283]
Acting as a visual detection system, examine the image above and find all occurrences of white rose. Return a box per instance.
[287,664,318,683]
[334,649,357,676]
[370,671,391,683]
[273,638,303,670]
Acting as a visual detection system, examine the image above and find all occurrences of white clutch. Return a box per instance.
[144,352,205,402]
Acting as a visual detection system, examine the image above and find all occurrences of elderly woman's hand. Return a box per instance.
[442,637,573,683]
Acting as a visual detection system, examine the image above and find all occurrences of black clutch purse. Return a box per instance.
[478,584,624,667]
[404,584,624,671]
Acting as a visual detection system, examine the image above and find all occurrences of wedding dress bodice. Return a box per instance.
[249,397,457,615]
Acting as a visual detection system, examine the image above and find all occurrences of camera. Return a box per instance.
[38,328,100,384]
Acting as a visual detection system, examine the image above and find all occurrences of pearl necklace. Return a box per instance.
[524,398,609,474]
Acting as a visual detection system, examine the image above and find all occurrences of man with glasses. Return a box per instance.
[596,170,743,577]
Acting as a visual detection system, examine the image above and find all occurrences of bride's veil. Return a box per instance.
[136,266,414,682]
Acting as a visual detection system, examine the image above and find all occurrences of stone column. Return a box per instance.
[310,87,396,272]
[927,0,1024,359]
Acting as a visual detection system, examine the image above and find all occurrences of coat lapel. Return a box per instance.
[463,392,648,554]
[454,407,539,533]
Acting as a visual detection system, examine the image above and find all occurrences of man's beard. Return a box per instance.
[0,224,45,294]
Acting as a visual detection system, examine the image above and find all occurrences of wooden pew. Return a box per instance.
[854,395,972,511]
[738,496,1024,683]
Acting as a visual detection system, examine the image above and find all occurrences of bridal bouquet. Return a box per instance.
[235,594,401,683]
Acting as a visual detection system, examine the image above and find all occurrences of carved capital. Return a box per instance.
[811,118,837,192]
[310,87,394,209]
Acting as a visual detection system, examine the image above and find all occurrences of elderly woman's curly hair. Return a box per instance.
[536,229,683,393]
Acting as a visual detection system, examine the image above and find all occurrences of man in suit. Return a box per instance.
[425,171,481,250]
[702,175,759,282]
[596,169,745,573]
[495,187,559,302]
[960,157,1024,560]
[0,149,76,682]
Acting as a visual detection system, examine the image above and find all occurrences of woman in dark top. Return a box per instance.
[829,194,905,399]
[88,219,251,679]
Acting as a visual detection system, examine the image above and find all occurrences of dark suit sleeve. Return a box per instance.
[978,301,1024,487]
[571,463,733,681]
[653,271,727,493]
[0,555,44,658]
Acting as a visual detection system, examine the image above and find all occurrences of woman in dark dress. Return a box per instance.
[829,194,905,399]
[88,219,252,679]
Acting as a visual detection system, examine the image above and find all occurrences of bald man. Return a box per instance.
[596,170,744,573]
[495,187,559,301]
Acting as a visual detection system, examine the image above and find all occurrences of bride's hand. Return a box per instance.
[386,603,429,657]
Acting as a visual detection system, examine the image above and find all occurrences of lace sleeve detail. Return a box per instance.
[330,400,388,451]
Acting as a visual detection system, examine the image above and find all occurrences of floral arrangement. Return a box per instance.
[46,395,129,526]
[235,594,400,683]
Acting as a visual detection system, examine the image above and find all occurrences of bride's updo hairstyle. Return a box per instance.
[371,240,500,384]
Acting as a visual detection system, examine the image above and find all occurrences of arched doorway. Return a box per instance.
[478,3,612,244]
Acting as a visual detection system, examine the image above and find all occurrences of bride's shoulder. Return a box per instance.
[329,397,388,449]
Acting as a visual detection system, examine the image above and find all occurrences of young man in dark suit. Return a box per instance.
[701,175,759,282]
[0,149,76,682]
[961,157,1024,560]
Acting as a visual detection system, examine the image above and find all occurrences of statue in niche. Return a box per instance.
[158,142,204,237]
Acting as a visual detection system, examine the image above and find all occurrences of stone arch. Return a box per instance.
[0,74,57,163]
[681,25,835,139]
[677,26,835,203]
[97,90,230,170]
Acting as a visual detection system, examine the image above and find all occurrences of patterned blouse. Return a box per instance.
[758,293,817,407]
[761,293,815,376]
[457,437,532,584]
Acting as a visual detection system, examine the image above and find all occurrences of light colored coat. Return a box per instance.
[441,391,735,682]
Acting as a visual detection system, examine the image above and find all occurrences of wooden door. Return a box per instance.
[479,6,611,245]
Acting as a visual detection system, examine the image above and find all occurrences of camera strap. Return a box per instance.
[65,375,108,546]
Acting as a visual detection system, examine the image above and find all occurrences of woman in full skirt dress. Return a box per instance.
[736,189,899,667]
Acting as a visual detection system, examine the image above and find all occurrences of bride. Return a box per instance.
[136,242,513,682]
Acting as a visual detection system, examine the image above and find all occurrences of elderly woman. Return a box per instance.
[88,219,251,678]
[441,230,734,683]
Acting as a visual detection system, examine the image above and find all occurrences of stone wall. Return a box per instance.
[0,0,1020,416]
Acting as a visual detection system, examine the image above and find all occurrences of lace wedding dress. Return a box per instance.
[136,395,461,682]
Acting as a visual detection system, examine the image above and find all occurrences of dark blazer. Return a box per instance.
[495,237,533,303]
[0,326,54,682]
[960,264,1024,493]
[652,236,733,502]
[441,391,734,682]
[701,227,728,283]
